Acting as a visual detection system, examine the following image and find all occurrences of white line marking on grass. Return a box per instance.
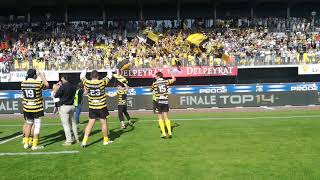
[260,106,274,110]
[0,134,23,145]
[0,123,61,127]
[171,115,320,121]
[0,151,79,156]
[1,114,320,127]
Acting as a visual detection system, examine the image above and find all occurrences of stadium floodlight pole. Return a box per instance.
[65,8,68,23]
[286,7,290,19]
[177,0,181,22]
[311,11,316,31]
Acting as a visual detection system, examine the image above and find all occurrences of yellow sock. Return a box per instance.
[82,137,88,143]
[24,137,29,145]
[23,137,26,144]
[28,138,33,145]
[158,120,166,136]
[32,138,38,147]
[103,137,109,142]
[165,119,172,135]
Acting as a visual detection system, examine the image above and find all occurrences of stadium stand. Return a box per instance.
[0,0,320,72]
[1,18,320,72]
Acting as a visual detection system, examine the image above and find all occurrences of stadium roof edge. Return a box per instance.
[1,0,320,7]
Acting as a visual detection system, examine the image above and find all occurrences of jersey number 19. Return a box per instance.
[23,89,35,98]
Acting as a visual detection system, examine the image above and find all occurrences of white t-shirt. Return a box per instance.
[39,51,44,58]
[51,92,60,103]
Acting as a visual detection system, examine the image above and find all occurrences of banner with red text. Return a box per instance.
[118,66,238,78]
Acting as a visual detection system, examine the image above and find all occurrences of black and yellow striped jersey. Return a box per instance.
[151,83,157,101]
[21,79,46,113]
[116,89,128,105]
[151,78,174,102]
[82,77,110,109]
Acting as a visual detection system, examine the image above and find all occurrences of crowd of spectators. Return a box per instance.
[1,17,320,72]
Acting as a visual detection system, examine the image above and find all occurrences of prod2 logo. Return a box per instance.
[199,87,227,94]
[290,84,318,91]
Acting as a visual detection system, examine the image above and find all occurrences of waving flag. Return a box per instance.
[146,31,159,45]
[113,74,128,84]
[186,33,208,46]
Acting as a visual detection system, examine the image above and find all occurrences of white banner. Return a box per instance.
[0,71,59,82]
[298,64,320,75]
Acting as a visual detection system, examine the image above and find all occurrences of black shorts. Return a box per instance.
[55,102,60,108]
[153,100,158,114]
[156,102,169,113]
[89,107,110,119]
[118,105,127,113]
[23,111,44,121]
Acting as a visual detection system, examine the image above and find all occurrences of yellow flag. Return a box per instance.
[113,74,128,84]
[147,31,159,44]
[175,32,183,45]
[186,33,208,46]
[121,63,131,70]
[183,22,188,30]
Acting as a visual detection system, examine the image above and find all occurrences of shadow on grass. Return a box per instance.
[0,131,22,141]
[40,129,101,147]
[40,130,65,146]
[80,120,89,125]
[109,126,135,141]
[85,121,137,147]
[81,117,140,125]
[172,122,180,132]
[157,122,181,134]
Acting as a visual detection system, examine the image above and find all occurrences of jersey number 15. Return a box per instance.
[158,85,166,93]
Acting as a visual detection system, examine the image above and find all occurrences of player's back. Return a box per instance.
[21,79,45,113]
[152,78,172,101]
[83,79,107,109]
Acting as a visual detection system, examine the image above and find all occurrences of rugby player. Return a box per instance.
[107,82,132,129]
[152,71,176,138]
[80,69,113,147]
[151,80,158,114]
[21,69,49,150]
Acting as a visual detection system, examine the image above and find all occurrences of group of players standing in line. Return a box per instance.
[21,68,176,150]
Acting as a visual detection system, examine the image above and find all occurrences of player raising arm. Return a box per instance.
[21,69,49,150]
[152,71,176,138]
[80,68,113,147]
[107,82,133,129]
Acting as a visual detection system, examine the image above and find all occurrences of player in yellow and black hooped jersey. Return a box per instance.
[151,81,158,114]
[84,78,108,110]
[21,69,49,150]
[108,82,132,129]
[152,71,176,139]
[80,69,114,147]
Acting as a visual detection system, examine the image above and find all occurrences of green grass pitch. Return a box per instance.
[1,109,320,180]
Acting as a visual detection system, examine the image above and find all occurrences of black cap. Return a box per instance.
[26,69,37,79]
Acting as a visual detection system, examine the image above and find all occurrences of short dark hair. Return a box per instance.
[90,70,99,79]
[61,75,69,82]
[26,69,37,80]
[78,82,84,88]
[117,82,125,87]
[155,72,163,78]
